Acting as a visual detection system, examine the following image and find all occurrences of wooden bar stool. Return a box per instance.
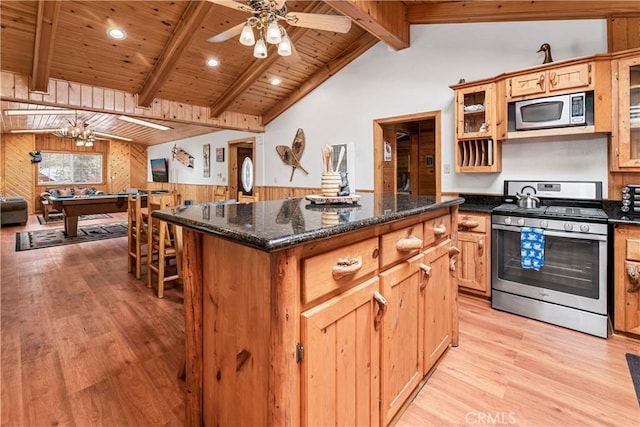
[127,194,148,279]
[146,195,181,298]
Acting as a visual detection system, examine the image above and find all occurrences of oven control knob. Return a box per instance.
[539,221,548,229]
[504,217,512,225]
[564,223,574,231]
[517,218,525,226]
[580,224,590,232]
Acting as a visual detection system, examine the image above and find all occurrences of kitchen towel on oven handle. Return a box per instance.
[521,227,545,271]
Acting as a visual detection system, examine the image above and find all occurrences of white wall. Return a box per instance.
[151,19,610,196]
[146,130,260,185]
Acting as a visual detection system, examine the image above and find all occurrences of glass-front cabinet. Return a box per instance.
[451,81,502,173]
[613,54,640,169]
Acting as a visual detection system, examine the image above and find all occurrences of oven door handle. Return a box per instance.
[492,224,607,241]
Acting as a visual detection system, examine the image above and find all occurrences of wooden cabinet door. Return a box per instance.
[548,63,592,93]
[614,55,640,169]
[509,71,547,98]
[455,83,495,138]
[300,276,381,427]
[614,226,640,335]
[379,253,425,425]
[457,231,489,296]
[422,239,452,373]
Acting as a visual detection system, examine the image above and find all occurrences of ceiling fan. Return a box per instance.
[207,0,352,58]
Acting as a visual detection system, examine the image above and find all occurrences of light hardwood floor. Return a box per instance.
[1,214,639,426]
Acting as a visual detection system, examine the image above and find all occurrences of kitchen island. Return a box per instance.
[154,193,463,426]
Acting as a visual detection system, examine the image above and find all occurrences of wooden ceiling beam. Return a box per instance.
[325,0,409,50]
[208,2,328,118]
[407,1,640,24]
[2,70,264,133]
[262,32,378,125]
[31,0,61,93]
[137,1,212,107]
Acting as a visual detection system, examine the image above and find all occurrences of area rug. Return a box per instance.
[36,213,112,225]
[15,222,128,251]
[627,353,640,405]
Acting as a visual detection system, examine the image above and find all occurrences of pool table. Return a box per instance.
[48,193,148,237]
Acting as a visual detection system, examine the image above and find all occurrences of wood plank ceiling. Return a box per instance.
[1,1,638,145]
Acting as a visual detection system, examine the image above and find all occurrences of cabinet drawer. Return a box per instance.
[379,224,424,270]
[458,212,487,233]
[626,238,640,261]
[302,237,379,304]
[423,214,451,247]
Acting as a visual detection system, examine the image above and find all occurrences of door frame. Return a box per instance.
[373,111,442,197]
[227,137,256,199]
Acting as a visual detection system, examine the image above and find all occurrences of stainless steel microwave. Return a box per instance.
[514,92,587,130]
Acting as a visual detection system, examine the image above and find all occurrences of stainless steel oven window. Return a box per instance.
[492,225,605,299]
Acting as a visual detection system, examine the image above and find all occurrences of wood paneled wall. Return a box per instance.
[1,133,35,212]
[608,15,640,52]
[143,182,374,206]
[1,133,147,213]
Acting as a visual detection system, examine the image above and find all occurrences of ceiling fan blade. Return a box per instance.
[208,22,245,43]
[284,12,351,33]
[206,0,255,14]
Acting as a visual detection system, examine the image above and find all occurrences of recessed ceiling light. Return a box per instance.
[4,109,77,116]
[206,58,220,67]
[271,78,282,86]
[118,115,172,131]
[107,28,126,40]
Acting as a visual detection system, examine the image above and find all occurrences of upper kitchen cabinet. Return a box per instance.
[450,79,504,173]
[505,55,612,139]
[611,50,640,170]
[507,62,593,100]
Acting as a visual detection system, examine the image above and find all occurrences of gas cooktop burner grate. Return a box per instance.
[492,203,608,221]
[544,206,608,220]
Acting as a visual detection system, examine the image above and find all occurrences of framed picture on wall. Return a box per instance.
[216,147,225,162]
[203,144,211,178]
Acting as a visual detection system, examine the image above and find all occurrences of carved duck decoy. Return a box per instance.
[537,43,553,64]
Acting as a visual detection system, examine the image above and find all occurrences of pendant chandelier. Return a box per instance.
[52,111,95,147]
[239,8,292,59]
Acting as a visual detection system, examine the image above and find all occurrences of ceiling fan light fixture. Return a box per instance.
[266,21,282,44]
[277,33,292,56]
[240,23,256,46]
[254,38,268,59]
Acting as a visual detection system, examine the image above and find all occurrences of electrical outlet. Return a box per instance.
[444,164,451,174]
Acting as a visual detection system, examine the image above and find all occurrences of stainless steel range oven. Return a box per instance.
[491,181,610,338]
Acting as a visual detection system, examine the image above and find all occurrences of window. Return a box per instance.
[37,152,103,185]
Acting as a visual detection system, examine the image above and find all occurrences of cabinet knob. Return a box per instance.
[332,256,363,280]
[549,71,557,87]
[459,219,479,229]
[625,261,640,293]
[433,224,447,236]
[373,291,388,331]
[537,73,545,90]
[419,263,432,290]
[396,235,423,252]
[449,246,461,272]
[478,239,484,251]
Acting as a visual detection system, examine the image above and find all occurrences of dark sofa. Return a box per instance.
[1,196,28,226]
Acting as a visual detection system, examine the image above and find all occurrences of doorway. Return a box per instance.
[373,111,441,197]
[227,137,255,199]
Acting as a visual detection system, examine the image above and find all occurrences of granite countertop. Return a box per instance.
[458,194,503,213]
[153,193,463,252]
